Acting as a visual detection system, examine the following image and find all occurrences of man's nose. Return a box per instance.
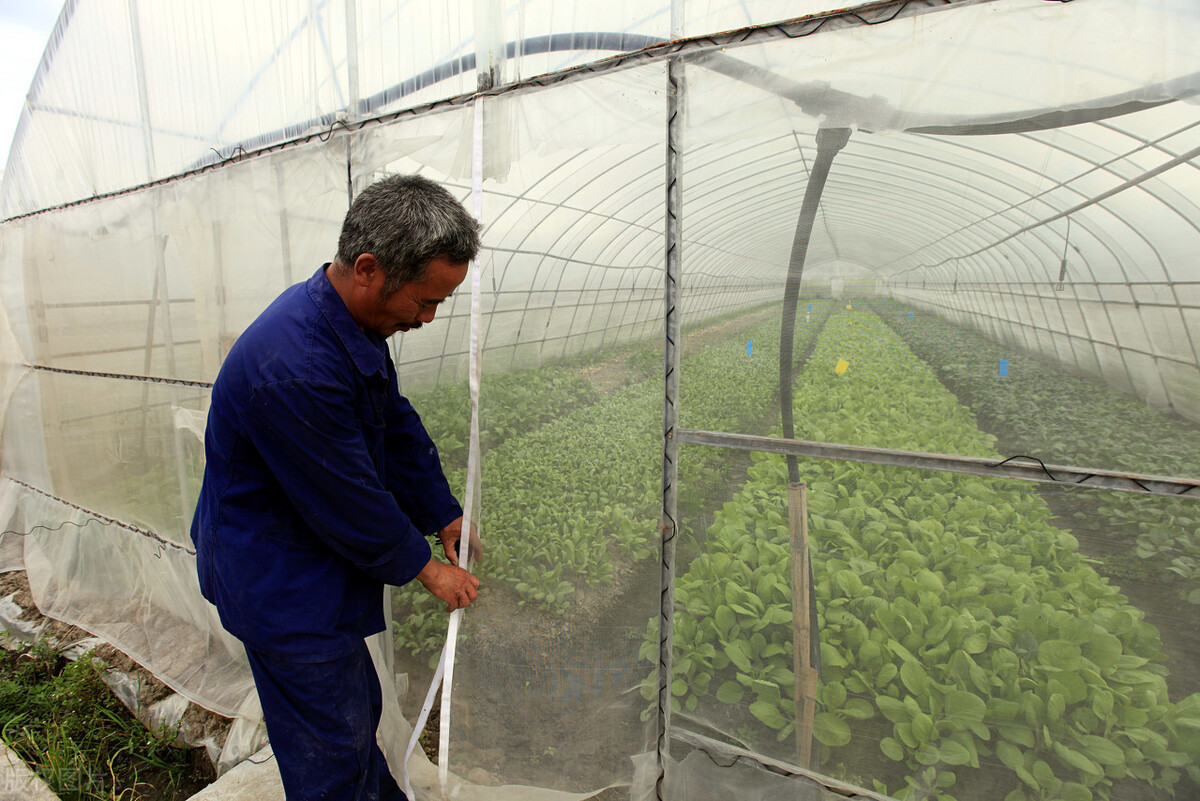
[418,307,437,324]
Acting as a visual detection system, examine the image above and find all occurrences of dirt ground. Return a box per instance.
[397,549,660,792]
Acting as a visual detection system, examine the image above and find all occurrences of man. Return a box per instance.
[190,174,481,800]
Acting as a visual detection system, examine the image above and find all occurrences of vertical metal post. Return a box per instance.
[128,0,156,182]
[343,0,359,311]
[780,127,850,484]
[132,0,158,456]
[130,0,193,526]
[344,0,357,215]
[656,49,685,801]
[344,0,360,119]
[210,210,231,365]
[22,233,62,492]
[274,162,295,288]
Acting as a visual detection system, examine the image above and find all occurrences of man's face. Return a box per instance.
[361,256,469,338]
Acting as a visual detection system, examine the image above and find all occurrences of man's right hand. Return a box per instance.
[416,557,480,612]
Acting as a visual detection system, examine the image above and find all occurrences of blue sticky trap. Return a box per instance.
[908,311,915,319]
[807,304,813,312]
[882,298,888,303]
[746,340,753,356]
[999,359,1009,377]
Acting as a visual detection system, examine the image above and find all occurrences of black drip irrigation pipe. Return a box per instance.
[777,128,851,762]
[780,127,851,483]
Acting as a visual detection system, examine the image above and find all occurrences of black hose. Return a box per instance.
[780,127,850,484]
[778,130,850,766]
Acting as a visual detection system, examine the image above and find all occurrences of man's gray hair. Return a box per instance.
[336,174,480,294]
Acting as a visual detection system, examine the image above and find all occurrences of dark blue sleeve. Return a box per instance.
[383,363,463,535]
[243,377,433,587]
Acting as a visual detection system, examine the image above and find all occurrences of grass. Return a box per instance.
[0,640,214,800]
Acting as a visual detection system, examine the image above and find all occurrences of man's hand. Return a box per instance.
[416,557,480,612]
[437,516,483,567]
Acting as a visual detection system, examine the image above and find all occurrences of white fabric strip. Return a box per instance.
[402,95,485,800]
[438,93,486,794]
[403,653,442,799]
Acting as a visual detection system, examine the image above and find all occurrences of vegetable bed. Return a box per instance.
[877,303,1200,613]
[393,303,832,663]
[654,308,1200,801]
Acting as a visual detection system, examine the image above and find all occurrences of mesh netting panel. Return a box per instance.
[669,304,1200,801]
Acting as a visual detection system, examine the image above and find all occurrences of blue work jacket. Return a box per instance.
[191,265,461,660]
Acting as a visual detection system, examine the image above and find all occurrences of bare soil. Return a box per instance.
[399,548,657,793]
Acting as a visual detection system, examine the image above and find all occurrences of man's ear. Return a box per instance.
[352,253,380,287]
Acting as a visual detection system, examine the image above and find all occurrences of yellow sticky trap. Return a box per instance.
[835,359,849,375]
[846,303,852,310]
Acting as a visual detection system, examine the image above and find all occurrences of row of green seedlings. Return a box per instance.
[393,351,627,662]
[393,303,833,664]
[409,303,778,470]
[644,309,1200,801]
[878,303,1200,607]
[395,365,604,662]
[411,366,600,471]
[482,307,832,602]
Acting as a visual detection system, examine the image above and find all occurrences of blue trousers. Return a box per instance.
[245,642,406,801]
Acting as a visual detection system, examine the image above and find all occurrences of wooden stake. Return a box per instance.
[789,482,817,769]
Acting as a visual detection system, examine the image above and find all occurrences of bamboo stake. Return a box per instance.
[789,482,818,768]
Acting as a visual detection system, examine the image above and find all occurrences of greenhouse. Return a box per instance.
[2,0,1199,799]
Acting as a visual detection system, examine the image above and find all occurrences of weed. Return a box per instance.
[0,641,210,800]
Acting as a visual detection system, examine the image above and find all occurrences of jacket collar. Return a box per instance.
[307,264,388,378]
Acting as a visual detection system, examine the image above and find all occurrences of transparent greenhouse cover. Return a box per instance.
[2,1,1200,800]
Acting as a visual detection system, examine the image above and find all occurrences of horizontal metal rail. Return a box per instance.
[28,362,214,389]
[677,429,1200,498]
[670,726,892,801]
[4,476,195,556]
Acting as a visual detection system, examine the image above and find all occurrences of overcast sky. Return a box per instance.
[0,0,62,184]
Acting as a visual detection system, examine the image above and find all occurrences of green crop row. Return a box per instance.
[879,304,1200,607]
[479,305,831,606]
[409,367,600,472]
[395,363,603,662]
[649,310,1200,801]
[392,303,833,663]
[408,304,780,472]
[396,332,674,662]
